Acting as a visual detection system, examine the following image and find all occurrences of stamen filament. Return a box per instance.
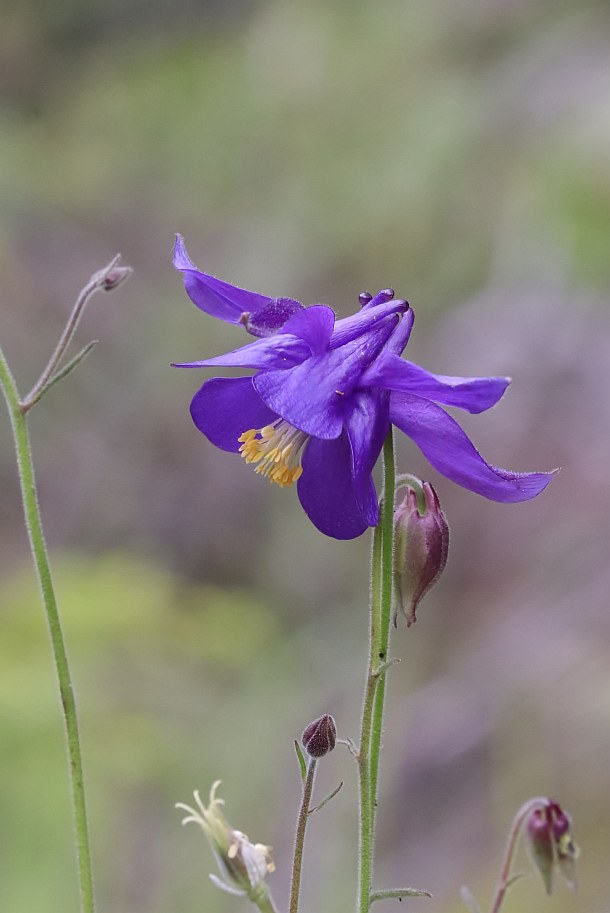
[238,419,308,487]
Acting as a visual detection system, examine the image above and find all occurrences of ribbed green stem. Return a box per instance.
[357,431,396,913]
[0,344,96,913]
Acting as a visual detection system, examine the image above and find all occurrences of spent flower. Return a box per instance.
[173,235,556,538]
[176,782,275,907]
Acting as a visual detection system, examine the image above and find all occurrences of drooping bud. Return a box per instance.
[393,479,449,627]
[525,799,579,894]
[102,264,133,291]
[176,782,275,908]
[302,714,337,758]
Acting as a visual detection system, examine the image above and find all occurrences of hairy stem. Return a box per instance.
[0,344,96,913]
[358,431,396,913]
[369,432,396,821]
[289,758,317,913]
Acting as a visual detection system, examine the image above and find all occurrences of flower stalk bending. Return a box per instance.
[0,256,130,913]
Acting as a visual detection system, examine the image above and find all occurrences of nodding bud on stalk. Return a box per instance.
[526,799,579,894]
[393,479,449,627]
[102,265,133,291]
[302,714,337,758]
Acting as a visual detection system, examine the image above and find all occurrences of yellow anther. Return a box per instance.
[238,418,309,488]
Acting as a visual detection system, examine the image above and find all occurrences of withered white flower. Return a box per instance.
[176,781,275,908]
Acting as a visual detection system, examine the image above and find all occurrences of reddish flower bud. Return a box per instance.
[393,480,449,627]
[526,799,579,895]
[302,714,336,758]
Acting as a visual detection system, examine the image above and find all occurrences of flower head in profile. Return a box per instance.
[173,235,556,539]
[176,781,275,906]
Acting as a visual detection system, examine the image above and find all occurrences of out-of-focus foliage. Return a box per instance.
[1,0,609,911]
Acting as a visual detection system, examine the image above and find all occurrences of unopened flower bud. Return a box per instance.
[526,799,579,895]
[103,265,133,291]
[302,713,336,758]
[393,480,449,627]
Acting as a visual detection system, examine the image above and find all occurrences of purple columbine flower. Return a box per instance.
[173,235,556,539]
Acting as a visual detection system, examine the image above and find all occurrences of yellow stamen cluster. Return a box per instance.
[238,420,308,487]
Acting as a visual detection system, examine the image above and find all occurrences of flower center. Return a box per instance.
[238,419,309,487]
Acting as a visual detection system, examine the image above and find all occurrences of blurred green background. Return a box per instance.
[1,0,610,911]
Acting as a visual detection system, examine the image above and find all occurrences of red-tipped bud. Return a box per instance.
[302,714,336,758]
[526,799,579,895]
[393,480,449,627]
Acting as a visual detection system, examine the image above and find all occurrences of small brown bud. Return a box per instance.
[302,714,336,758]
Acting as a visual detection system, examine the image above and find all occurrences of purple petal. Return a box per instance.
[254,318,397,439]
[330,299,407,348]
[345,391,388,525]
[365,288,396,307]
[364,353,510,413]
[173,333,310,370]
[173,235,272,324]
[173,234,197,269]
[386,308,414,355]
[280,305,335,354]
[298,434,374,539]
[190,376,277,452]
[390,392,557,502]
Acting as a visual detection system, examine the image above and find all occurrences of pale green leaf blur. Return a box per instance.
[1,0,609,911]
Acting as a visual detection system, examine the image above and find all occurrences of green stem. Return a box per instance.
[357,431,396,913]
[0,344,96,913]
[255,891,280,913]
[357,520,382,913]
[369,432,396,820]
[289,758,317,913]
